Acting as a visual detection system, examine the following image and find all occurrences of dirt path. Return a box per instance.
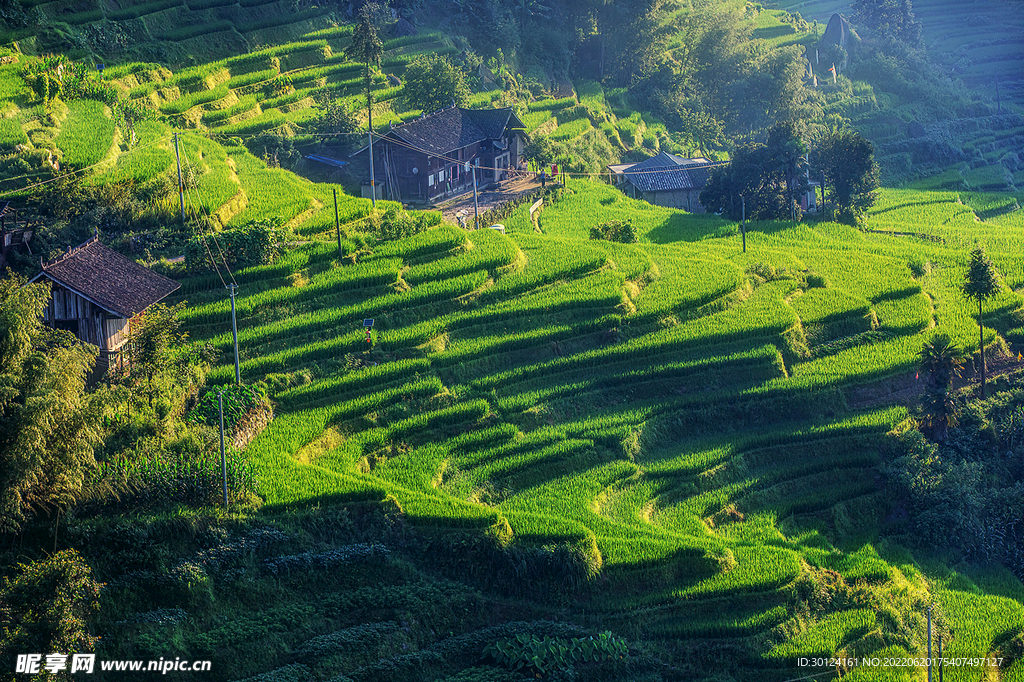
[437,175,545,227]
[847,352,1024,410]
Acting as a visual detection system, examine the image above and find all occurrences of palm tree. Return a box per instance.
[920,389,958,442]
[963,245,1002,398]
[919,333,965,392]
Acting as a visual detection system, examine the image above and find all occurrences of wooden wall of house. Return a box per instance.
[643,189,707,214]
[43,282,128,351]
[104,317,130,351]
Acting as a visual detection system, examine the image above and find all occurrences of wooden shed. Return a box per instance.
[28,236,180,375]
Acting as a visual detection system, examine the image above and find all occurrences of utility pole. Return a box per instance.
[471,162,480,230]
[333,187,342,259]
[741,195,746,253]
[927,606,933,682]
[218,391,228,509]
[821,170,826,217]
[173,132,185,226]
[227,283,240,384]
[368,113,376,210]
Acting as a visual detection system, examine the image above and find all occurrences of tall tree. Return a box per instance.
[918,333,965,441]
[816,129,880,225]
[0,274,104,533]
[402,54,471,114]
[699,122,807,221]
[852,0,921,45]
[962,245,1002,398]
[765,120,808,220]
[346,4,383,202]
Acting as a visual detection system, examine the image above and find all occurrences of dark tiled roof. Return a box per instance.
[30,237,180,317]
[629,151,686,171]
[612,153,712,174]
[623,163,716,193]
[360,107,523,157]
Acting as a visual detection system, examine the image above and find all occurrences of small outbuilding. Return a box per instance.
[610,152,718,213]
[28,236,180,375]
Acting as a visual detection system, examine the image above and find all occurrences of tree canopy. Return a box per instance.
[852,0,922,44]
[0,274,104,533]
[345,4,383,108]
[962,245,1002,398]
[699,121,808,221]
[402,54,471,114]
[816,129,879,224]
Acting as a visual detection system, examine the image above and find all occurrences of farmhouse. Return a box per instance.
[28,236,180,375]
[349,106,527,205]
[610,152,717,213]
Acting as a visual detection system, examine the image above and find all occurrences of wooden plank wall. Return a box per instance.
[43,283,127,351]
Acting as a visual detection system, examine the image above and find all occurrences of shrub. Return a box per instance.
[184,218,287,273]
[187,384,267,431]
[0,550,101,672]
[589,218,637,243]
[370,207,441,241]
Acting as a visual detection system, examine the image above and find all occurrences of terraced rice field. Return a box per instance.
[170,178,1024,679]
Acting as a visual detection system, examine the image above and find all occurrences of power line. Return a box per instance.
[177,135,237,286]
[0,133,172,198]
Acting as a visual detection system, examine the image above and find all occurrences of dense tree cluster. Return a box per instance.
[816,128,880,224]
[402,54,471,113]
[0,275,104,533]
[699,121,809,222]
[852,0,922,45]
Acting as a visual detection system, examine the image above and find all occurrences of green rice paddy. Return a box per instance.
[162,176,1024,679]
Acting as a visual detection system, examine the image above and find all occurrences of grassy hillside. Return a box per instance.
[1,1,1022,678]
[110,179,1023,680]
[767,0,1024,186]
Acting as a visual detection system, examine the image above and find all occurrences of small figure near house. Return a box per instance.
[540,169,546,188]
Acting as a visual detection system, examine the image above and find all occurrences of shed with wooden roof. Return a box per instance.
[28,236,180,372]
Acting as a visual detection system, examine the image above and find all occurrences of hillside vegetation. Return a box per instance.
[0,0,1023,679]
[100,179,1020,680]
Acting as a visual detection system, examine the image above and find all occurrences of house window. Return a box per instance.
[428,174,435,186]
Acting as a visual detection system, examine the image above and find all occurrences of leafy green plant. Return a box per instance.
[589,219,637,243]
[184,218,287,272]
[188,383,267,431]
[484,631,628,677]
[0,550,101,671]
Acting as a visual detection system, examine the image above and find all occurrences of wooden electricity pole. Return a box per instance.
[173,132,185,226]
[333,187,342,258]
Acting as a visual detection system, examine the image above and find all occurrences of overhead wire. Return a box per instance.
[171,133,226,286]
[177,136,238,285]
[176,134,236,287]
[0,132,173,198]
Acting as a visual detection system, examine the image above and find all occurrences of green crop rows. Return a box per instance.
[166,173,1024,679]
